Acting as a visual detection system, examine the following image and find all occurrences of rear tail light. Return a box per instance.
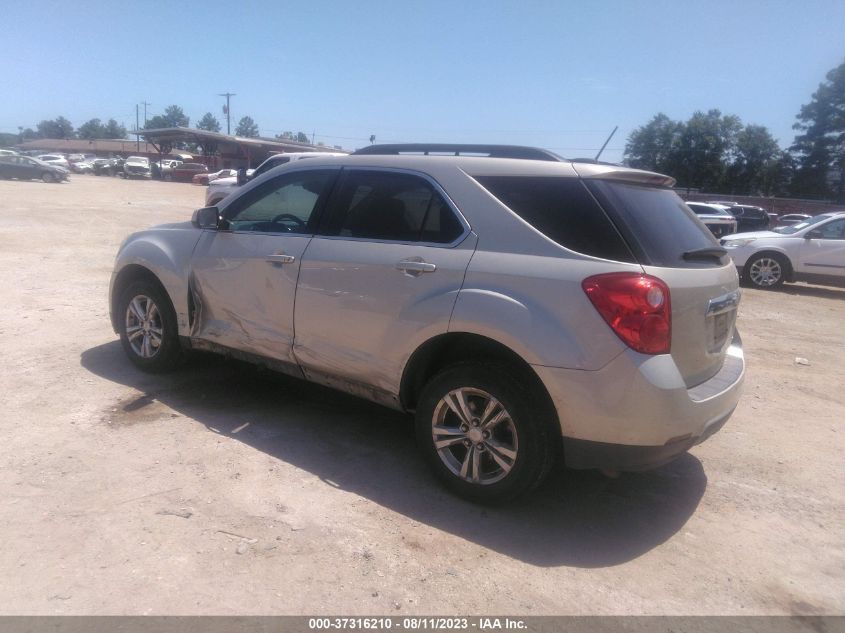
[582,273,671,355]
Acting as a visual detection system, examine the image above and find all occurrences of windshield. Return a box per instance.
[773,214,831,234]
[127,156,148,163]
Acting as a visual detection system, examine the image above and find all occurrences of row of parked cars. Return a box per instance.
[685,201,810,236]
[0,149,222,183]
[681,201,842,289]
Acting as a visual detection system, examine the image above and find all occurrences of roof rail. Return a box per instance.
[352,143,565,162]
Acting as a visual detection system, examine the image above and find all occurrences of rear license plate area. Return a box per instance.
[708,310,734,352]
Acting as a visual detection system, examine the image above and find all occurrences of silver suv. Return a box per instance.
[110,144,744,502]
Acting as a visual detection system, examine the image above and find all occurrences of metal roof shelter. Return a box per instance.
[16,138,163,158]
[132,127,346,169]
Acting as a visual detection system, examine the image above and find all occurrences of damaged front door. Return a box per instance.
[189,169,338,368]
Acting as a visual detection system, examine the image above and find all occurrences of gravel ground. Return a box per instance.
[0,175,843,615]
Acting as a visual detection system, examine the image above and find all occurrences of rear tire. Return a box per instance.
[743,253,788,289]
[117,280,183,372]
[415,363,557,503]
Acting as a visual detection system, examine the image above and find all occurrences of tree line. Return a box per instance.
[624,58,845,202]
[9,105,314,146]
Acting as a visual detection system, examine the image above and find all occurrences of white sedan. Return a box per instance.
[721,212,845,289]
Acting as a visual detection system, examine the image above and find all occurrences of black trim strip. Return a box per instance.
[805,262,845,269]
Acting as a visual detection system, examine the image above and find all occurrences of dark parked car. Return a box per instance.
[169,162,208,182]
[0,154,68,182]
[92,158,124,177]
[686,202,738,238]
[721,204,771,233]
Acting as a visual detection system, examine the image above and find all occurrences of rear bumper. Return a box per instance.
[563,406,733,470]
[533,332,745,471]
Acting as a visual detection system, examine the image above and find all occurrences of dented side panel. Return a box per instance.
[188,231,312,364]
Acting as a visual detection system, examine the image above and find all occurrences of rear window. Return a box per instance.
[586,181,722,268]
[474,176,635,262]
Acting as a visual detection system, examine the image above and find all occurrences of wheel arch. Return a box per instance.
[747,249,795,281]
[110,264,171,333]
[399,332,560,439]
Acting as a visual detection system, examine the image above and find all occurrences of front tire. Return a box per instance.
[744,253,788,289]
[117,280,183,372]
[42,172,56,183]
[415,363,557,503]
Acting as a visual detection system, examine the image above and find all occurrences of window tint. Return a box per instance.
[326,170,463,243]
[475,176,635,262]
[586,180,722,268]
[224,171,334,233]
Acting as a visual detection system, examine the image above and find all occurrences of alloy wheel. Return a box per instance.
[125,294,163,358]
[431,388,519,485]
[749,257,782,287]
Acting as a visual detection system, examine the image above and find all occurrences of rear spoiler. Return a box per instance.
[572,163,676,188]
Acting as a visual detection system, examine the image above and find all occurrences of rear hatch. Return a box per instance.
[581,172,740,388]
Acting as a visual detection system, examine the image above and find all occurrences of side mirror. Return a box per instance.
[805,229,823,239]
[236,168,247,186]
[192,206,219,229]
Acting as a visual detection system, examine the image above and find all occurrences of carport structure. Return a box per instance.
[132,127,345,170]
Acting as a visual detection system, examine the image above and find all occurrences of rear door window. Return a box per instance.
[586,180,723,267]
[322,170,464,244]
[474,176,635,262]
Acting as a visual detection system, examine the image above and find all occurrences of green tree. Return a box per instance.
[197,112,221,133]
[624,113,682,174]
[790,59,845,201]
[145,105,190,129]
[277,131,311,143]
[671,109,741,190]
[103,119,127,138]
[235,116,259,137]
[78,118,106,139]
[724,124,783,194]
[77,118,127,139]
[36,116,75,139]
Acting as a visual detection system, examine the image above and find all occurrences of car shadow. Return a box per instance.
[81,341,708,568]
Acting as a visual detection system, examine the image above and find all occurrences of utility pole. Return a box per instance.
[141,101,151,127]
[136,104,140,151]
[218,92,236,135]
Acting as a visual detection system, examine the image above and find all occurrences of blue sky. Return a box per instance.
[1,0,843,162]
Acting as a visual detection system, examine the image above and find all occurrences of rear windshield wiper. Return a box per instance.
[682,246,727,261]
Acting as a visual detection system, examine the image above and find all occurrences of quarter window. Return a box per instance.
[475,176,635,262]
[325,170,464,244]
[223,171,334,234]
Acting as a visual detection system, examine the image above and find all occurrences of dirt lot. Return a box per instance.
[0,175,843,615]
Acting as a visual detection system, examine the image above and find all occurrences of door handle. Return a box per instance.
[266,252,296,264]
[396,259,436,274]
